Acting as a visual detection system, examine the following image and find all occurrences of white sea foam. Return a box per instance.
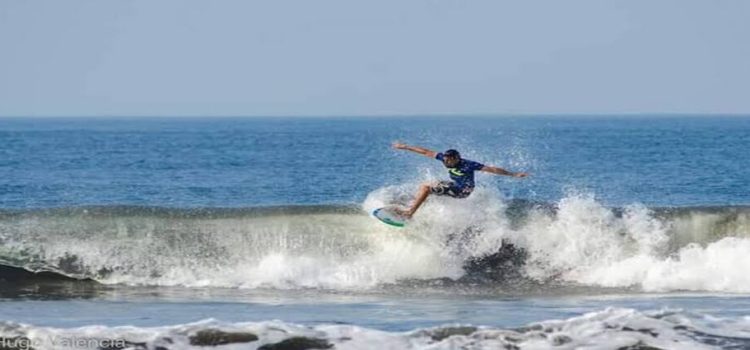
[1,308,748,349]
[516,193,750,292]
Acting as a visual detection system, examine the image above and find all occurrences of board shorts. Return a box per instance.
[430,181,474,199]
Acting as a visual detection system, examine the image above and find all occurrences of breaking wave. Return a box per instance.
[1,186,749,292]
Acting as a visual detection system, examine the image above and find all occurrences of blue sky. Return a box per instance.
[1,1,749,116]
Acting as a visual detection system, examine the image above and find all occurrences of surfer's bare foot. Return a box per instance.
[394,208,413,219]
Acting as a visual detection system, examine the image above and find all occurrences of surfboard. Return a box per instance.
[372,207,408,227]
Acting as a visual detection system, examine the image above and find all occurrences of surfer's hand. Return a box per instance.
[392,142,408,150]
[513,172,529,178]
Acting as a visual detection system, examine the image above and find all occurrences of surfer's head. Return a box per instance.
[442,149,461,167]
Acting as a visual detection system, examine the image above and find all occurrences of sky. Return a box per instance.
[1,1,749,117]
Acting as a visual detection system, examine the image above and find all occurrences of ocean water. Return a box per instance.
[1,116,750,349]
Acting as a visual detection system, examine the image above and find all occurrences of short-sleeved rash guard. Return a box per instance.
[435,153,485,189]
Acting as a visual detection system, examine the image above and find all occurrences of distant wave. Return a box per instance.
[1,188,749,292]
[1,308,749,349]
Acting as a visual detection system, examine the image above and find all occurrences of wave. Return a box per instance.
[1,187,749,292]
[1,308,749,349]
[0,264,93,283]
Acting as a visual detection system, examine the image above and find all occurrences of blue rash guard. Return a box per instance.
[434,152,485,197]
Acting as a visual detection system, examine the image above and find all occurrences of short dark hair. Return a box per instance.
[444,149,460,158]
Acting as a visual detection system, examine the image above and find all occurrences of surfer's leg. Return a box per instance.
[395,183,432,218]
[399,181,454,218]
[408,183,431,216]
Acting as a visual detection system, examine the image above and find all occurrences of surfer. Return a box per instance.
[391,142,528,218]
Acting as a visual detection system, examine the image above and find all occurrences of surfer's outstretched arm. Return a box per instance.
[391,142,437,158]
[480,165,528,178]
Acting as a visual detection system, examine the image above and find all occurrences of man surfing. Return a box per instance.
[391,142,528,218]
